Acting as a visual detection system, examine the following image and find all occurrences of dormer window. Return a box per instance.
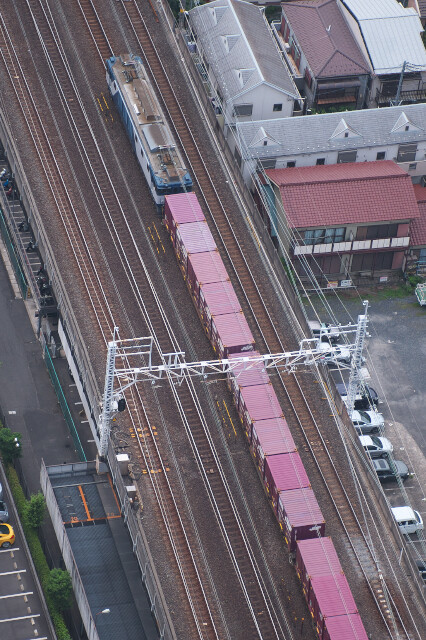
[405,125,409,131]
[344,132,349,138]
[264,140,267,146]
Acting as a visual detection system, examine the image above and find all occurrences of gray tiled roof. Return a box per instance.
[236,104,426,159]
[340,0,426,74]
[283,0,370,78]
[188,0,300,100]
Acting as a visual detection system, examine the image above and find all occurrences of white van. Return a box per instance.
[391,506,424,535]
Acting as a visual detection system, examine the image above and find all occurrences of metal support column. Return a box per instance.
[345,300,369,415]
[99,329,118,457]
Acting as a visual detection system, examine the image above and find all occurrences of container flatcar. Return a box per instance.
[309,574,358,639]
[175,221,217,278]
[164,193,205,247]
[227,351,270,411]
[277,487,325,552]
[296,538,343,596]
[264,452,310,512]
[199,281,242,339]
[239,383,283,438]
[251,416,297,476]
[323,613,368,640]
[210,311,255,358]
[187,250,230,302]
[106,55,192,208]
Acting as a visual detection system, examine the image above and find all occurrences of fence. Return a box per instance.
[0,206,28,297]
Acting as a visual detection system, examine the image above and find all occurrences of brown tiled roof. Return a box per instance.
[411,185,426,246]
[266,161,420,229]
[283,0,370,78]
[417,0,426,19]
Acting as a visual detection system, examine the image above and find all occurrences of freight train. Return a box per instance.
[107,57,368,640]
[106,55,192,207]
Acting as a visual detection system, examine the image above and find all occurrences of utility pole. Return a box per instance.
[345,300,369,415]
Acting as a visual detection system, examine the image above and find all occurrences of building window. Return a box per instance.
[233,104,253,117]
[273,104,283,112]
[352,252,393,271]
[397,143,417,163]
[358,224,398,240]
[304,227,345,245]
[405,125,409,131]
[263,140,267,146]
[287,161,296,168]
[294,255,342,276]
[337,150,357,163]
[344,132,349,138]
[316,158,325,165]
[409,163,417,171]
[258,159,276,170]
[376,151,385,160]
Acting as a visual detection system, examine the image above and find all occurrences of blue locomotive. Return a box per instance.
[106,55,192,208]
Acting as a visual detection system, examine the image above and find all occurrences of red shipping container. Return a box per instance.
[164,193,205,246]
[277,487,325,552]
[175,221,217,277]
[296,538,343,601]
[210,311,255,358]
[251,417,296,475]
[323,613,368,640]
[187,251,229,302]
[199,281,242,338]
[309,574,358,639]
[227,351,270,410]
[239,383,282,437]
[264,452,310,512]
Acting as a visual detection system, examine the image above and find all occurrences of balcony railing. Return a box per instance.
[376,87,426,107]
[293,236,410,255]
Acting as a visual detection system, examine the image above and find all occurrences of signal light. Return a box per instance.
[117,398,126,412]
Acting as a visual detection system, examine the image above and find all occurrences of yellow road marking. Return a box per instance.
[223,400,237,437]
[152,222,166,253]
[78,485,92,521]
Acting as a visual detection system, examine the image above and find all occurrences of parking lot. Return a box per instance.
[308,287,426,569]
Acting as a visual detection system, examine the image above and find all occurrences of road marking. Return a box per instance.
[8,410,16,414]
[0,548,20,553]
[0,613,39,623]
[0,592,33,600]
[0,569,26,576]
[78,486,92,521]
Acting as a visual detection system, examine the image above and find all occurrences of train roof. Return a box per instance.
[108,55,190,187]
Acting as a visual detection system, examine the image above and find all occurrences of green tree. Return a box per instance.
[0,428,22,464]
[46,569,73,612]
[25,492,46,529]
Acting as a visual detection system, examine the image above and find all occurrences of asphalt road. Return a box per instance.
[308,287,426,568]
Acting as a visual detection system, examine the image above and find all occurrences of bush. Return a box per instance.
[0,427,22,464]
[46,569,73,613]
[24,492,46,529]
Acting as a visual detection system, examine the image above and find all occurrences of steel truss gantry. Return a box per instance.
[98,305,369,456]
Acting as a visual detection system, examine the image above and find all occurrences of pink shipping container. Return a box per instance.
[210,312,255,358]
[251,417,296,476]
[277,487,325,552]
[323,613,368,640]
[227,351,270,411]
[308,574,358,639]
[187,251,229,303]
[199,281,242,339]
[175,221,217,278]
[264,452,310,512]
[296,538,343,600]
[164,193,205,246]
[239,383,282,437]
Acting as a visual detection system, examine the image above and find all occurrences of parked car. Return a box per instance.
[336,382,379,410]
[359,435,393,458]
[391,506,424,535]
[372,458,409,482]
[308,320,340,344]
[0,523,15,548]
[416,559,426,583]
[317,342,351,365]
[0,501,8,522]
[351,409,384,434]
[0,481,3,500]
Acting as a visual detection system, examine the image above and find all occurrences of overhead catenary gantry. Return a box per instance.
[98,304,370,457]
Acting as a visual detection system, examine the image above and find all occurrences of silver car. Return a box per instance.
[0,501,8,523]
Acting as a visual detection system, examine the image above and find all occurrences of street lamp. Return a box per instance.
[95,608,110,627]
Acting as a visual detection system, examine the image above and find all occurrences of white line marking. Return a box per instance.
[0,548,20,553]
[0,592,33,600]
[0,569,26,576]
[0,613,40,623]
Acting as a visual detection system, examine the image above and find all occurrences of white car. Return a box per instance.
[391,506,424,535]
[351,409,384,434]
[359,435,393,458]
[317,341,351,365]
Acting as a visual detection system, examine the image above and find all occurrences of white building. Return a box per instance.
[230,104,426,185]
[339,0,426,106]
[188,0,303,130]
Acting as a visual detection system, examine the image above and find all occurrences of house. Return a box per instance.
[263,161,420,286]
[407,185,426,275]
[273,0,370,112]
[229,104,426,185]
[187,0,303,133]
[339,0,426,107]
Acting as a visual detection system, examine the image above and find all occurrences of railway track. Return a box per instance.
[1,0,422,638]
[1,1,296,638]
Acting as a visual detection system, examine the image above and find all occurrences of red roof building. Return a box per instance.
[408,185,426,276]
[265,161,420,286]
